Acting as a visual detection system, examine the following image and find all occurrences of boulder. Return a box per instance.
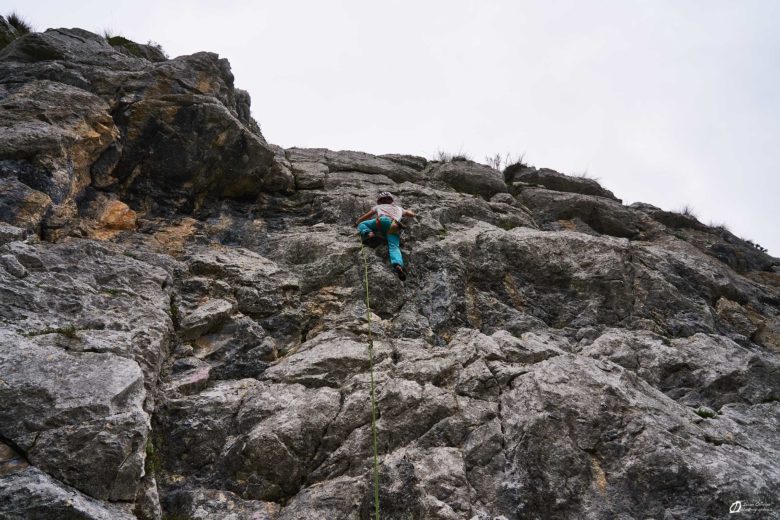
[179,298,234,340]
[0,81,118,205]
[429,159,507,198]
[163,488,279,520]
[380,153,428,171]
[0,333,148,500]
[286,147,423,184]
[515,187,658,239]
[497,355,778,519]
[0,467,136,520]
[506,165,620,200]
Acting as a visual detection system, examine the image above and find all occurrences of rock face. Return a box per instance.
[1,21,779,520]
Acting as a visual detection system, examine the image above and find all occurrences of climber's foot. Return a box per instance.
[393,264,406,281]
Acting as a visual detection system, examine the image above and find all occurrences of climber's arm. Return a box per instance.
[355,209,376,226]
[403,209,416,218]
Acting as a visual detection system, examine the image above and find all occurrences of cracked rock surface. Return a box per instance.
[1,22,779,520]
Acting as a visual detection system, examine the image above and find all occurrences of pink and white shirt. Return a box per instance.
[374,204,404,222]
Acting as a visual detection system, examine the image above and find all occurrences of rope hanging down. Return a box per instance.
[359,239,381,520]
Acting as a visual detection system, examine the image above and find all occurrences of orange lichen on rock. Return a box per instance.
[100,200,137,230]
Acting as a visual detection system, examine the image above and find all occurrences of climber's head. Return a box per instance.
[377,191,394,204]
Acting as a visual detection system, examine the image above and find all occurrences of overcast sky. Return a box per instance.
[14,1,780,255]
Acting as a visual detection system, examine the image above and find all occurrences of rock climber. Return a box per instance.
[355,191,416,281]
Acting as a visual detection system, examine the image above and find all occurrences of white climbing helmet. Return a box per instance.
[377,191,394,203]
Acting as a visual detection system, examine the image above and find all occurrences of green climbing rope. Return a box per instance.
[359,239,381,520]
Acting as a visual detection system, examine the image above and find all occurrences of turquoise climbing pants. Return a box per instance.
[358,216,404,267]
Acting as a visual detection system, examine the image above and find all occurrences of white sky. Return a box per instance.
[12,1,780,255]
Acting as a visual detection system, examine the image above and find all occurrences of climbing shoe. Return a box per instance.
[393,264,406,281]
[362,233,382,248]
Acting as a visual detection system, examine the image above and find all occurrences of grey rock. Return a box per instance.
[581,329,779,409]
[183,246,301,349]
[516,187,658,239]
[193,314,277,377]
[380,153,429,171]
[631,202,708,231]
[0,239,173,391]
[277,476,365,519]
[156,379,260,475]
[163,487,279,519]
[0,332,148,500]
[286,147,422,184]
[0,467,136,520]
[506,165,620,201]
[179,298,234,340]
[0,27,290,236]
[0,81,116,203]
[134,474,162,520]
[219,382,341,501]
[497,355,778,519]
[290,161,328,189]
[0,175,51,231]
[324,149,422,183]
[265,334,392,388]
[0,253,27,277]
[0,222,25,244]
[489,192,515,204]
[430,160,508,198]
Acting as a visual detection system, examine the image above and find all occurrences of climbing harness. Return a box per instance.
[359,238,381,520]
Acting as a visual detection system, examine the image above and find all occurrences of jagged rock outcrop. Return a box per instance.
[1,21,779,520]
[0,26,289,240]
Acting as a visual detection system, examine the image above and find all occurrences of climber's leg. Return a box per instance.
[358,219,378,239]
[386,232,403,268]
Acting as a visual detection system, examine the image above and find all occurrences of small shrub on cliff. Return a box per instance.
[103,29,168,60]
[504,152,529,170]
[708,221,730,235]
[502,152,532,183]
[485,152,511,171]
[103,30,143,57]
[6,12,32,35]
[678,205,697,218]
[574,169,601,181]
[742,238,768,253]
[146,39,168,58]
[487,152,531,172]
[434,149,471,163]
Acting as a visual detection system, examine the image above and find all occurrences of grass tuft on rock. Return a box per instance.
[104,31,144,58]
[145,439,162,475]
[678,205,697,218]
[7,12,32,35]
[24,323,79,339]
[695,407,717,419]
[103,29,168,60]
[434,149,472,163]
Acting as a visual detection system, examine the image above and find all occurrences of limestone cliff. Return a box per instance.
[0,24,778,520]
